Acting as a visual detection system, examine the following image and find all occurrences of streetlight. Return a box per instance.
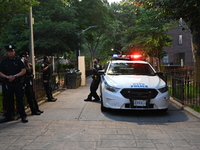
[111,48,122,55]
[77,25,100,86]
[78,25,100,56]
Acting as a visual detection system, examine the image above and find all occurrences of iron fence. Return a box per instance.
[164,68,200,107]
[33,72,66,100]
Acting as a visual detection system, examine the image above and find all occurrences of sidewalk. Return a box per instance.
[0,77,200,150]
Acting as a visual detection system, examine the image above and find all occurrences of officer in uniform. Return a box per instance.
[20,52,43,115]
[41,56,57,102]
[84,57,102,102]
[0,45,28,123]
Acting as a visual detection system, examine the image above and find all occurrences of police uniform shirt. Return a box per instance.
[0,57,25,79]
[93,63,102,75]
[41,62,52,80]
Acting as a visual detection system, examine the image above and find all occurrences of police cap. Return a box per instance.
[5,45,16,51]
[20,51,29,58]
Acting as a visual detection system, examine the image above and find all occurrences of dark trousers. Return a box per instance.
[43,81,53,100]
[4,82,26,119]
[25,80,39,113]
[88,79,100,100]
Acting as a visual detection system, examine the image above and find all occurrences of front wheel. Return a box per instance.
[159,108,168,114]
[100,94,108,112]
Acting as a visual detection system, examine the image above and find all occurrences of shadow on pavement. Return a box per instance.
[101,103,191,124]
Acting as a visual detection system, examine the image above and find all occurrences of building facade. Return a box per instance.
[163,25,194,67]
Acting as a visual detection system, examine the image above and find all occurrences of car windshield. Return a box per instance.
[107,62,155,75]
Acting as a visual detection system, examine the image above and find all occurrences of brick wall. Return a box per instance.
[163,26,194,66]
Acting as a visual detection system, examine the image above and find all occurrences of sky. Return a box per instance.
[107,0,121,4]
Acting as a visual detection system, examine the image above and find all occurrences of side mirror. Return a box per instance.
[155,72,163,77]
[98,70,105,75]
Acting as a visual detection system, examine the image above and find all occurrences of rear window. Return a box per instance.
[107,62,155,75]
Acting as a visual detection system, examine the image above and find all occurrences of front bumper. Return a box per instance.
[101,88,169,110]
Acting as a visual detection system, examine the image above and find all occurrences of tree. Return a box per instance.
[134,0,200,80]
[0,0,39,57]
[0,14,30,55]
[33,0,78,56]
[0,0,39,35]
[128,6,172,70]
[73,0,113,63]
[102,1,172,71]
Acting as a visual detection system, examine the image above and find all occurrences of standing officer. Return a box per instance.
[0,45,28,123]
[41,56,57,102]
[84,57,102,102]
[20,52,43,115]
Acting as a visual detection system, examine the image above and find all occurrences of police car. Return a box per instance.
[99,54,169,112]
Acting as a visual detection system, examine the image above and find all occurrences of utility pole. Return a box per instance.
[29,6,35,77]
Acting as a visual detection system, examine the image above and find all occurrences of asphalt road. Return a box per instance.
[0,77,200,150]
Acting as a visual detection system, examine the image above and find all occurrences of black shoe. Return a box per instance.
[21,117,28,123]
[32,111,41,115]
[84,99,92,101]
[51,98,57,101]
[0,117,12,123]
[47,99,56,102]
[93,99,100,102]
[38,110,44,113]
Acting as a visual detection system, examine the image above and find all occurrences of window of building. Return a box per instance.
[179,35,183,45]
[162,55,169,63]
[173,53,185,66]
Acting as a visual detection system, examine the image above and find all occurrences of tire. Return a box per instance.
[100,90,108,112]
[159,108,168,114]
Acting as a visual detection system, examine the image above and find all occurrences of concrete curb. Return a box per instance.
[170,97,200,119]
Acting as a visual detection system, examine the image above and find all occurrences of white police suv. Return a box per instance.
[99,54,169,112]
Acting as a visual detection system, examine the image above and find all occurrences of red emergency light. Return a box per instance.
[126,54,143,60]
[112,54,144,61]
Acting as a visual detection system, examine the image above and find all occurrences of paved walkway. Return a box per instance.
[0,78,200,150]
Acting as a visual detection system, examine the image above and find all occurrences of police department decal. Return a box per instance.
[131,83,148,88]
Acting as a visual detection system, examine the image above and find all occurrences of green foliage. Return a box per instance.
[33,0,78,56]
[35,63,41,72]
[0,0,178,67]
[0,0,39,35]
[74,0,112,61]
[135,0,200,25]
[0,14,29,55]
[186,105,200,113]
[134,0,200,81]
[105,1,173,62]
[56,61,74,72]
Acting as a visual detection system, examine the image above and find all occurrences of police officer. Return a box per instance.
[0,45,28,123]
[41,56,57,102]
[20,52,43,115]
[84,57,102,101]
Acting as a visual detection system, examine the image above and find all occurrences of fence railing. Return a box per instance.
[0,71,73,115]
[164,68,200,107]
[33,72,66,100]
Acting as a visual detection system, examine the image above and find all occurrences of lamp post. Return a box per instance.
[77,25,100,86]
[78,26,100,56]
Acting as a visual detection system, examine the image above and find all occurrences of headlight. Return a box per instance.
[158,85,168,93]
[105,84,120,92]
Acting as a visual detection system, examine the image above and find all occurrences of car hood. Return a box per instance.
[103,75,165,89]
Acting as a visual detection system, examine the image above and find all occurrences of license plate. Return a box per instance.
[134,100,146,106]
